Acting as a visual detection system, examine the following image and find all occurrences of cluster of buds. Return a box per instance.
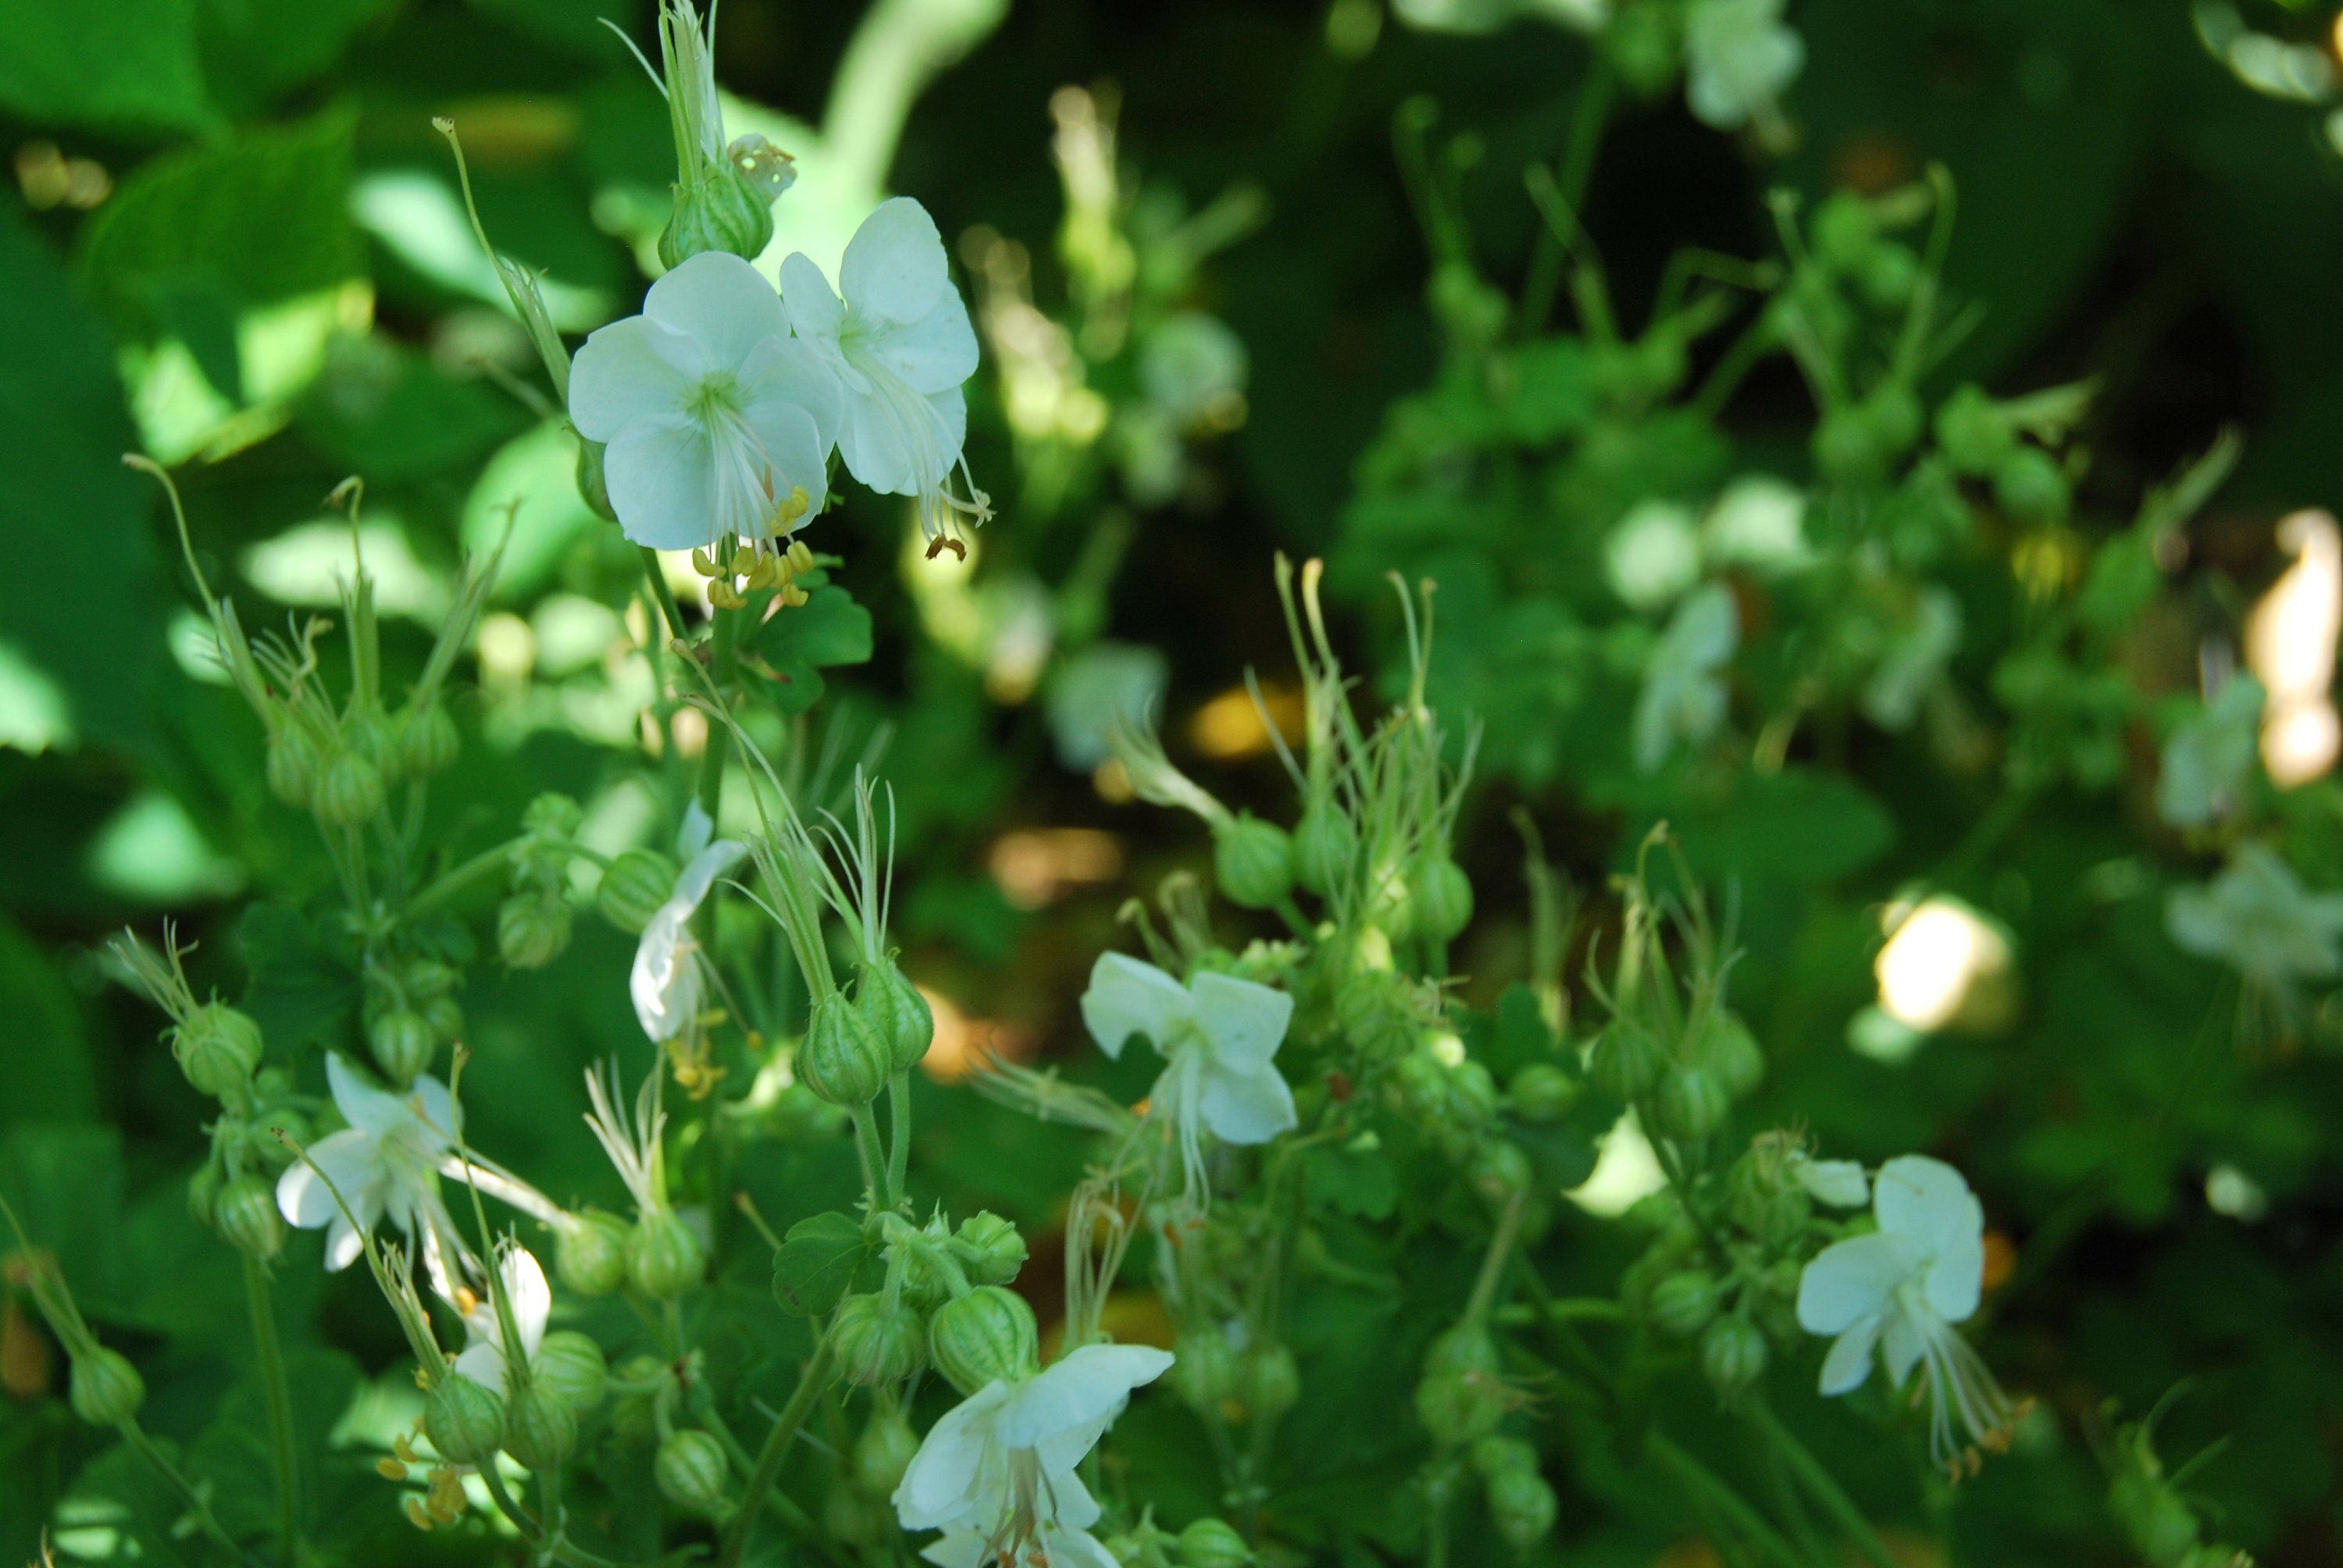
[361,950,462,1085]
[694,531,815,611]
[499,793,584,971]
[2102,1400,2256,1568]
[1098,1515,1260,1567]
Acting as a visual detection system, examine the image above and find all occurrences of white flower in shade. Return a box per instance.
[781,198,987,556]
[1605,501,1703,611]
[569,251,840,551]
[1701,476,1809,572]
[2157,675,2266,829]
[1080,953,1297,1196]
[2166,841,2343,993]
[1860,586,1961,732]
[631,805,748,1043]
[894,1342,1175,1567]
[276,1054,461,1273]
[1683,0,1805,134]
[1795,1156,1870,1209]
[1796,1155,2021,1472]
[454,1243,551,1397]
[1634,582,1737,772]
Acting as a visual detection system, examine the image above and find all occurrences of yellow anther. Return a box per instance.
[411,1366,432,1390]
[708,579,744,611]
[780,583,808,608]
[747,553,779,591]
[427,1467,467,1521]
[376,1456,409,1481]
[402,1496,434,1533]
[772,486,811,531]
[393,1434,419,1465]
[690,547,718,578]
[786,540,815,576]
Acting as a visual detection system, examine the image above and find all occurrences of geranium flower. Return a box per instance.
[780,198,988,558]
[1796,1155,2021,1473]
[1079,953,1297,1198]
[276,1053,464,1274]
[453,1242,551,1397]
[1683,0,1805,135]
[2166,841,2343,992]
[630,805,749,1043]
[893,1342,1174,1566]
[1633,582,1737,772]
[569,251,840,551]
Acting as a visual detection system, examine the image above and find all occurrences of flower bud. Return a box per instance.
[1169,1329,1240,1415]
[1934,385,2015,476]
[1724,1146,1810,1248]
[70,1348,144,1427]
[266,722,321,808]
[798,995,889,1107]
[609,1354,665,1445]
[1484,1464,1558,1553]
[503,1381,578,1470]
[951,1211,1027,1286]
[1809,191,1878,273]
[1179,1518,1254,1568]
[533,1329,607,1416]
[369,1009,435,1085]
[426,1371,506,1465]
[1697,1014,1763,1100]
[1213,814,1294,910]
[1449,1059,1501,1129]
[557,1210,632,1297]
[216,1174,283,1260]
[658,161,777,269]
[857,959,934,1076]
[1699,1313,1768,1399]
[831,1294,927,1386]
[497,894,572,970]
[1469,1435,1539,1478]
[314,748,386,828]
[1242,1343,1300,1421]
[1467,1139,1532,1207]
[628,1210,707,1299]
[248,1107,307,1171]
[1994,446,2069,522]
[1647,1270,1721,1340]
[1652,1064,1729,1145]
[1290,804,1357,897]
[173,1002,263,1098]
[346,707,402,780]
[423,995,464,1047]
[2110,1470,2202,1566]
[187,1162,221,1225]
[1408,856,1474,945]
[401,703,460,779]
[655,1428,732,1515]
[1414,1324,1507,1447]
[853,1406,919,1499]
[522,792,584,838]
[928,1285,1039,1395]
[596,850,679,935]
[1858,243,1920,311]
[1588,1021,1664,1101]
[1505,1064,1578,1124]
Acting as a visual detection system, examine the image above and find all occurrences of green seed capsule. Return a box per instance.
[1647,1270,1721,1340]
[1170,1328,1241,1415]
[658,164,777,270]
[401,702,460,778]
[1588,1021,1664,1101]
[1242,1343,1300,1421]
[216,1173,284,1260]
[313,748,386,829]
[1467,1139,1532,1207]
[595,849,678,935]
[831,1294,927,1386]
[503,1381,577,1470]
[626,1210,707,1299]
[426,1371,506,1466]
[950,1211,1027,1286]
[1506,1063,1578,1123]
[1408,856,1475,945]
[368,1008,435,1085]
[532,1330,607,1416]
[173,1003,263,1098]
[798,994,889,1107]
[1485,1463,1559,1552]
[1699,1014,1764,1100]
[70,1348,144,1427]
[856,959,934,1076]
[1699,1313,1769,1399]
[852,1406,919,1499]
[1179,1517,1255,1568]
[1214,813,1295,910]
[928,1286,1039,1395]
[1994,445,2070,522]
[497,894,572,970]
[655,1428,732,1515]
[265,722,321,808]
[1652,1063,1730,1145]
[1469,1435,1539,1479]
[556,1210,631,1297]
[1290,804,1357,898]
[1414,1324,1507,1446]
[187,1162,222,1226]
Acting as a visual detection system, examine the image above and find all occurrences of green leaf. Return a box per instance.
[198,0,396,116]
[0,0,212,134]
[234,902,357,1057]
[76,107,361,344]
[1303,1139,1398,1221]
[1655,768,1896,887]
[748,583,873,669]
[0,915,96,1125]
[772,1210,875,1317]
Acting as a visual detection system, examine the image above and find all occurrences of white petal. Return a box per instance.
[407,1074,458,1151]
[840,198,950,326]
[641,251,791,374]
[894,1383,1014,1529]
[672,839,749,914]
[453,1342,505,1392]
[1190,972,1293,1074]
[676,799,715,861]
[1038,1527,1122,1568]
[323,1217,366,1273]
[861,292,979,394]
[631,904,698,1042]
[503,1246,552,1357]
[916,1531,989,1568]
[740,335,843,461]
[1079,953,1190,1060]
[833,380,922,497]
[604,412,717,551]
[279,1128,366,1228]
[567,315,695,440]
[736,396,833,522]
[1796,1231,1921,1335]
[1798,1158,1870,1209]
[1880,1307,1928,1388]
[1040,1465,1101,1532]
[1199,1060,1298,1146]
[1817,1313,1882,1395]
[779,251,845,344]
[327,1053,408,1139]
[1872,1156,1981,1258]
[996,1344,1174,1456]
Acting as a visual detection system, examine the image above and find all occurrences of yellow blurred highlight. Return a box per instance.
[475,611,536,686]
[1981,1231,2017,1293]
[2247,508,2342,788]
[1040,1290,1175,1364]
[1874,896,2013,1034]
[1187,681,1303,761]
[669,707,708,761]
[916,986,1037,1082]
[987,828,1123,910]
[1092,757,1134,803]
[14,141,110,210]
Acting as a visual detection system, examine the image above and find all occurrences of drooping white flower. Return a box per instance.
[1080,953,1297,1197]
[1860,586,1962,732]
[1633,582,1737,772]
[631,804,749,1043]
[1605,501,1703,611]
[2166,841,2343,995]
[1683,0,1806,135]
[893,1342,1174,1566]
[1796,1155,2020,1471]
[569,251,840,551]
[781,198,988,556]
[1701,476,1809,572]
[2157,674,2265,829]
[276,1054,462,1274]
[453,1242,551,1397]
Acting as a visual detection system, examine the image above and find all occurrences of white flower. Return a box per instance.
[276,1054,461,1274]
[893,1342,1174,1566]
[1796,1155,2020,1471]
[2157,674,2265,829]
[569,251,840,551]
[1079,953,1297,1197]
[2166,841,2343,992]
[1605,501,1703,611]
[781,198,987,556]
[454,1243,551,1396]
[1684,0,1805,134]
[1633,582,1737,772]
[1795,1156,1870,1209]
[630,805,748,1043]
[1701,476,1809,572]
[1860,586,1961,732]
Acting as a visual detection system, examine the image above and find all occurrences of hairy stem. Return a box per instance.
[243,1256,301,1567]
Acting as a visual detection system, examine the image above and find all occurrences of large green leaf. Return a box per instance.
[0,0,212,134]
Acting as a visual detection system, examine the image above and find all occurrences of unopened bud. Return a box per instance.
[503,1381,577,1470]
[1652,1064,1729,1145]
[1213,813,1294,910]
[1994,446,2070,522]
[266,722,322,808]
[928,1285,1039,1395]
[216,1174,284,1260]
[798,994,889,1106]
[1408,856,1474,945]
[658,165,776,269]
[1647,1270,1721,1340]
[521,792,583,838]
[853,1406,919,1499]
[655,1428,732,1514]
[596,850,678,935]
[497,894,572,970]
[173,1002,262,1097]
[557,1210,631,1297]
[401,703,460,778]
[857,959,934,1076]
[1933,384,2015,476]
[1243,1343,1300,1421]
[1414,1324,1507,1446]
[248,1107,307,1171]
[314,749,386,828]
[1699,1313,1767,1399]
[1484,1464,1558,1552]
[1506,1063,1578,1123]
[188,1162,221,1225]
[1588,1021,1664,1101]
[1169,1329,1240,1415]
[950,1212,1027,1286]
[1697,1013,1763,1100]
[1290,804,1357,897]
[70,1347,144,1427]
[832,1294,927,1386]
[369,1009,435,1085]
[1467,1139,1532,1207]
[533,1330,607,1416]
[1179,1517,1254,1568]
[425,1371,506,1465]
[609,1354,665,1445]
[627,1210,707,1299]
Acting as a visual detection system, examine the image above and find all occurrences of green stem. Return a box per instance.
[118,1418,266,1568]
[639,546,690,649]
[243,1256,301,1567]
[403,836,521,920]
[1522,53,1614,333]
[696,604,739,828]
[716,1338,837,1568]
[848,1102,886,1208]
[1646,1431,1805,1568]
[1746,1401,1899,1568]
[884,1071,911,1211]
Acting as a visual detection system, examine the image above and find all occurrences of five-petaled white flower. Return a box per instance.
[276,1053,462,1274]
[782,198,988,557]
[1079,953,1297,1199]
[631,804,748,1043]
[454,1242,552,1398]
[2166,841,2343,995]
[569,251,840,551]
[1683,0,1805,135]
[894,1342,1175,1568]
[1796,1155,2020,1473]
